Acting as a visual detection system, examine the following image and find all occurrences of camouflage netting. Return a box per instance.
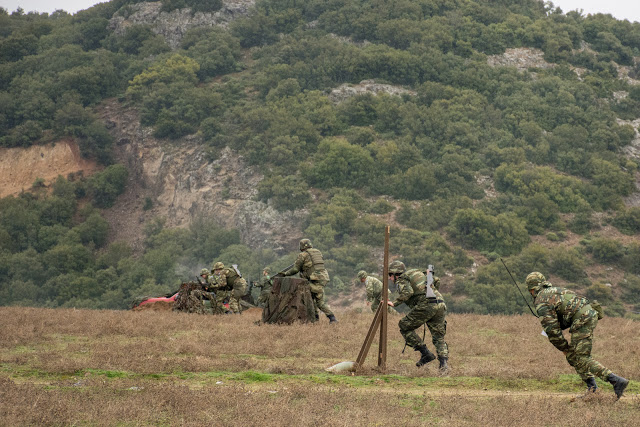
[262,277,317,324]
[173,282,208,314]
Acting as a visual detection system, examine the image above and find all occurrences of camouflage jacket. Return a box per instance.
[254,275,272,291]
[284,249,330,283]
[364,276,388,301]
[534,286,591,352]
[210,267,240,291]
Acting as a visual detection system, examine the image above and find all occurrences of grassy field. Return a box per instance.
[1,306,639,426]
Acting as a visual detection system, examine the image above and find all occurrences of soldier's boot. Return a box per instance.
[585,377,597,393]
[415,345,436,367]
[438,356,449,374]
[328,314,338,324]
[607,373,629,399]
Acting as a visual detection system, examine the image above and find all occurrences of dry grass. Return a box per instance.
[1,307,639,426]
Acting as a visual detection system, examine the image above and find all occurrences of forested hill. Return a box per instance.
[1,0,640,316]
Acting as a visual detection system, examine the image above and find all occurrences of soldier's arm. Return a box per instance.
[391,277,414,307]
[537,303,570,352]
[283,253,305,276]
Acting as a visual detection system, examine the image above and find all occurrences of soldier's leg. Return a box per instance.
[310,282,334,317]
[312,289,334,317]
[566,313,612,381]
[371,297,380,313]
[398,305,431,349]
[228,296,241,313]
[426,306,449,358]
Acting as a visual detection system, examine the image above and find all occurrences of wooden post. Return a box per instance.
[355,225,390,372]
[378,225,390,370]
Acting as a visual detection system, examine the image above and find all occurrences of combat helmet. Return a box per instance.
[388,260,406,274]
[212,261,225,271]
[263,267,271,274]
[357,270,367,279]
[299,239,313,251]
[200,268,210,276]
[525,272,548,295]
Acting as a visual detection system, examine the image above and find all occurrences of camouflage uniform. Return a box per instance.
[211,266,248,314]
[254,268,273,308]
[283,239,336,322]
[392,268,448,359]
[528,273,610,382]
[358,271,395,314]
[526,272,629,398]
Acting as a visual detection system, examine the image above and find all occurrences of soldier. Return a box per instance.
[387,261,449,372]
[526,272,629,398]
[254,267,273,308]
[282,239,337,323]
[210,262,248,314]
[209,262,231,314]
[358,270,396,314]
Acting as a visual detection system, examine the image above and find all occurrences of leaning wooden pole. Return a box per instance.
[377,225,390,370]
[355,225,390,372]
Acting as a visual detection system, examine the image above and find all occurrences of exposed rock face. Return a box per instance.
[328,79,417,104]
[108,0,255,49]
[617,118,640,207]
[0,140,99,198]
[487,47,554,71]
[96,99,305,254]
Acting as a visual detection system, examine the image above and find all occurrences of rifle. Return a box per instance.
[272,263,295,278]
[500,258,538,318]
[425,264,436,298]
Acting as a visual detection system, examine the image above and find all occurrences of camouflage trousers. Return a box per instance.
[565,308,612,381]
[310,280,333,318]
[214,290,232,314]
[399,297,448,358]
[229,278,248,314]
[371,296,397,314]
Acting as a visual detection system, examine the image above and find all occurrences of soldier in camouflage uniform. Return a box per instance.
[210,262,248,314]
[526,272,629,398]
[254,267,273,308]
[388,261,449,372]
[209,262,231,314]
[358,270,396,314]
[282,239,337,323]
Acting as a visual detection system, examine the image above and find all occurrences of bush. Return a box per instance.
[87,164,128,208]
[613,208,640,235]
[548,247,586,282]
[586,237,624,264]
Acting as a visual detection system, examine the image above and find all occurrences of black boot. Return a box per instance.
[415,345,436,367]
[438,356,449,373]
[585,377,597,392]
[607,373,629,399]
[328,314,338,324]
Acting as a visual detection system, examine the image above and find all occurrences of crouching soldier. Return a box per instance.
[387,261,449,372]
[357,270,396,314]
[526,272,629,398]
[211,263,247,314]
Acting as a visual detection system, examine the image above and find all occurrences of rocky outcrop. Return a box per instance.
[487,47,554,71]
[328,79,417,104]
[0,140,99,198]
[96,99,305,254]
[617,118,640,207]
[108,0,255,49]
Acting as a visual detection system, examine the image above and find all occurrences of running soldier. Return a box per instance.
[526,272,629,398]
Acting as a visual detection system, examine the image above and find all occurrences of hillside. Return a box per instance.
[1,306,638,425]
[1,0,640,315]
